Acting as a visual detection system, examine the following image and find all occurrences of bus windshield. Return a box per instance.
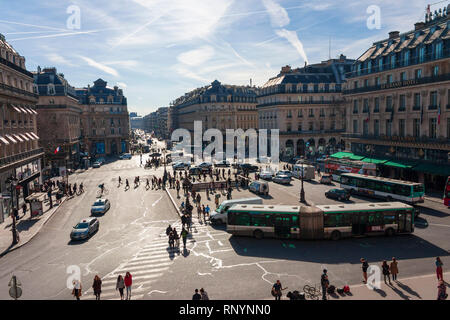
[413,185,424,194]
[216,204,227,214]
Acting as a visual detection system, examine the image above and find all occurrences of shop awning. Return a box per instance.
[383,160,417,169]
[13,134,24,142]
[11,104,22,113]
[29,132,39,140]
[5,134,18,143]
[0,136,10,145]
[27,107,38,115]
[19,133,29,141]
[412,163,450,177]
[24,132,35,140]
[361,158,388,164]
[329,152,355,159]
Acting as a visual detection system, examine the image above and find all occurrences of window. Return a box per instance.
[374,120,380,136]
[399,95,406,111]
[309,109,314,117]
[320,121,324,130]
[287,123,291,132]
[413,119,420,138]
[415,69,422,79]
[386,96,392,111]
[430,91,438,109]
[330,121,335,130]
[387,74,393,84]
[250,214,267,227]
[447,118,450,139]
[364,79,369,87]
[320,108,325,117]
[354,81,358,89]
[386,119,392,136]
[374,97,380,112]
[400,72,407,81]
[429,118,437,139]
[297,110,303,118]
[353,100,358,113]
[309,122,314,131]
[383,212,396,225]
[399,119,405,137]
[363,120,368,135]
[298,124,302,132]
[418,47,425,63]
[433,65,439,77]
[391,55,396,69]
[435,42,443,59]
[403,50,409,66]
[353,119,358,133]
[414,93,421,109]
[375,77,380,86]
[363,99,369,113]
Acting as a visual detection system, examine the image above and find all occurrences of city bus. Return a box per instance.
[226,202,415,240]
[325,158,376,181]
[444,176,450,207]
[340,173,425,204]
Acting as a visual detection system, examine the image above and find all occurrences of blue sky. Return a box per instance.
[0,0,442,115]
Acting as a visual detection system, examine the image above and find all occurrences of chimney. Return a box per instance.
[388,31,400,39]
[414,22,425,30]
[280,65,292,74]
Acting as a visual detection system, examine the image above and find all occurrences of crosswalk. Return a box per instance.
[82,216,228,300]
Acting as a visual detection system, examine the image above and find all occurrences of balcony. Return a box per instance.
[256,100,343,108]
[343,133,449,144]
[0,82,38,99]
[343,73,450,95]
[280,129,345,135]
[0,147,44,168]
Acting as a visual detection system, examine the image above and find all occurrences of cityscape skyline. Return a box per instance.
[0,0,439,115]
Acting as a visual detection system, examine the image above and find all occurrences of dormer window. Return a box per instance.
[48,84,55,95]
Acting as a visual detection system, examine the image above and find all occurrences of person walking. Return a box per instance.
[390,257,399,281]
[124,272,132,300]
[181,214,187,229]
[205,205,210,218]
[166,224,172,237]
[21,203,27,218]
[168,230,175,250]
[176,183,180,198]
[173,228,180,248]
[116,275,125,300]
[382,260,391,285]
[200,288,209,300]
[436,257,444,281]
[187,214,192,232]
[72,279,82,300]
[272,280,284,300]
[192,289,201,300]
[321,269,329,300]
[361,258,369,283]
[197,204,202,220]
[92,275,102,300]
[181,227,188,249]
[202,204,206,221]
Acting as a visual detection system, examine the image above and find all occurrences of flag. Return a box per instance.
[54,146,61,154]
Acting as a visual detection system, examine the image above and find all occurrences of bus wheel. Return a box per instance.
[385,228,395,237]
[387,196,393,201]
[330,230,341,241]
[253,230,264,239]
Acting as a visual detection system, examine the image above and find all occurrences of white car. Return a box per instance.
[276,170,293,178]
[120,153,132,160]
[273,174,292,185]
[172,161,190,170]
[91,199,111,215]
[259,170,274,180]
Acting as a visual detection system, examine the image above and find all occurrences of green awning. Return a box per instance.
[330,152,354,159]
[383,160,417,169]
[361,158,388,164]
[348,154,366,160]
[412,163,450,176]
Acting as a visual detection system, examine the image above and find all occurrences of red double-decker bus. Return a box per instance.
[324,158,377,181]
[444,176,450,207]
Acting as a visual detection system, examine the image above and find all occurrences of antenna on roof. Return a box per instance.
[328,36,331,60]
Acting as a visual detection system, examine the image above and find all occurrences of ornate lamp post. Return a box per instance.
[6,176,19,244]
[300,160,306,204]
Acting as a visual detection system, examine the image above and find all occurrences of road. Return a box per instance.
[0,147,448,300]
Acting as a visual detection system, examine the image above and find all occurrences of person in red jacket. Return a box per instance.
[124,272,132,300]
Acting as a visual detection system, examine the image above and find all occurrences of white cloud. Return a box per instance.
[79,56,119,77]
[275,29,308,64]
[177,46,215,66]
[104,60,139,68]
[262,0,290,28]
[116,81,127,88]
[46,53,75,67]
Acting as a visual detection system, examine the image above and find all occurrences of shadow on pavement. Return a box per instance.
[229,234,449,264]
[395,280,422,299]
[415,205,449,218]
[16,219,39,232]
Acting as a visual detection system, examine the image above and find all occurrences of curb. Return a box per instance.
[165,188,182,217]
[0,196,69,258]
[424,196,443,204]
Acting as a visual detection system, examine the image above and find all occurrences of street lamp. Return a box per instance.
[300,160,306,204]
[6,176,19,245]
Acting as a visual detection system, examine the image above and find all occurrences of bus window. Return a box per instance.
[368,212,377,225]
[341,176,350,185]
[265,214,274,227]
[274,215,291,227]
[251,214,267,227]
[235,212,250,226]
[343,214,352,226]
[335,214,344,227]
[413,185,424,194]
[383,213,396,224]
[324,214,335,227]
[291,215,299,227]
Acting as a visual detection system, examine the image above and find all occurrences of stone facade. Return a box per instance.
[76,79,130,157]
[343,10,450,189]
[257,56,354,159]
[33,67,82,176]
[0,34,43,223]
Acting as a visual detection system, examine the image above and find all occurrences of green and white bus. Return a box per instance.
[226,202,416,240]
[340,173,425,204]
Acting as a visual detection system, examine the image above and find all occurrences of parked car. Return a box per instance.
[214,160,231,168]
[70,217,99,241]
[96,157,106,164]
[189,166,203,175]
[198,162,213,171]
[325,188,350,201]
[320,174,333,184]
[257,156,270,163]
[249,181,269,195]
[172,161,190,170]
[259,170,274,180]
[273,174,292,185]
[238,163,259,173]
[119,153,132,160]
[276,170,292,178]
[92,161,101,168]
[91,199,111,215]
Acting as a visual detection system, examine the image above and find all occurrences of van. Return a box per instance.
[210,197,263,224]
[249,181,269,196]
[292,164,315,180]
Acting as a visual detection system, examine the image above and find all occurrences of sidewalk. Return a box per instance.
[0,193,68,257]
[328,272,449,300]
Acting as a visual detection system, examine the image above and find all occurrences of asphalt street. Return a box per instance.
[0,149,449,300]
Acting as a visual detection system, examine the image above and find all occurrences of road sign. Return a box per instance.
[9,286,22,299]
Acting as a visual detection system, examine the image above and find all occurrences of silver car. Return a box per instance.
[273,174,292,185]
[259,170,274,180]
[277,170,292,178]
[70,217,99,241]
[91,199,111,215]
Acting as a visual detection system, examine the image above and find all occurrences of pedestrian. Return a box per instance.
[181,214,187,228]
[166,224,172,236]
[173,228,180,248]
[92,275,102,300]
[214,194,219,208]
[390,257,399,281]
[361,258,369,283]
[271,280,284,300]
[200,288,209,300]
[382,260,391,285]
[317,167,321,177]
[176,183,180,198]
[436,257,444,281]
[187,214,192,232]
[181,227,188,249]
[72,279,82,300]
[116,275,125,300]
[205,204,210,218]
[321,269,329,300]
[124,272,132,300]
[168,231,175,249]
[22,203,27,218]
[192,289,201,300]
[202,204,206,221]
[196,193,201,206]
[197,205,202,220]
[437,280,447,300]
